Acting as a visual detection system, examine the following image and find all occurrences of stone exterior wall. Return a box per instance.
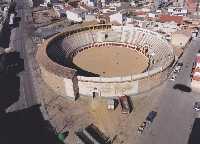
[77,79,139,97]
[40,66,76,99]
[75,65,171,97]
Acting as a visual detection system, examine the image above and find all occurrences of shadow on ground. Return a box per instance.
[0,3,64,144]
[0,22,11,48]
[0,47,61,144]
[188,118,200,144]
[0,74,20,110]
[0,105,61,144]
[0,52,24,111]
[173,84,192,92]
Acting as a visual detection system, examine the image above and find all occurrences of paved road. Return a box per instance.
[139,38,200,144]
[7,0,37,112]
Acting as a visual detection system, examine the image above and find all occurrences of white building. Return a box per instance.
[66,8,87,22]
[53,4,66,17]
[168,7,187,16]
[9,13,15,25]
[81,0,96,7]
[148,13,156,18]
[44,0,51,3]
[85,14,96,22]
[109,12,126,25]
[40,0,50,7]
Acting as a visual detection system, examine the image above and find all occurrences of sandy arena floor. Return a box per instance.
[73,46,149,77]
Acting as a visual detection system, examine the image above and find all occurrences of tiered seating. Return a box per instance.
[62,39,75,57]
[96,31,104,43]
[90,31,98,43]
[74,32,93,47]
[104,31,121,42]
[131,30,140,44]
[127,30,136,43]
[120,31,130,43]
[138,34,149,46]
[57,26,174,70]
[66,36,77,49]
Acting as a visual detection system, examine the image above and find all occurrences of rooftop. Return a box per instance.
[68,8,87,14]
[159,15,183,24]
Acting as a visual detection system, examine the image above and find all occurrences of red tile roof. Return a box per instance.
[159,15,183,24]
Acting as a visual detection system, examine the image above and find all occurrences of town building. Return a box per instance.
[159,15,183,24]
[66,8,87,22]
[168,7,187,16]
[186,0,198,13]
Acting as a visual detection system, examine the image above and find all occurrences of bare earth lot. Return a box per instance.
[73,46,148,77]
[39,79,163,144]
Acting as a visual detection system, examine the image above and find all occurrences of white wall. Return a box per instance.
[78,79,139,97]
[191,80,200,93]
[109,12,123,24]
[66,11,82,22]
[64,78,76,100]
[85,14,96,21]
[81,0,95,7]
[44,0,51,4]
[9,13,15,25]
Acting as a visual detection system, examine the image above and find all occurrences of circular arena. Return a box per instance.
[36,24,175,100]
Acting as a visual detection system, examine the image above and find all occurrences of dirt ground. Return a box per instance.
[73,46,148,77]
[39,77,163,144]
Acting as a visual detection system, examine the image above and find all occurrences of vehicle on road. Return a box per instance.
[177,62,183,67]
[173,62,183,73]
[193,102,200,111]
[146,111,157,124]
[174,66,181,72]
[107,99,115,110]
[137,111,157,134]
[137,121,147,134]
[170,74,176,81]
[118,95,131,114]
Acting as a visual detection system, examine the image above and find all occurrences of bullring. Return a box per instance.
[36,24,175,100]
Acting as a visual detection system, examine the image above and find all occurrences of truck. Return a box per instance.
[107,99,115,110]
[118,95,131,114]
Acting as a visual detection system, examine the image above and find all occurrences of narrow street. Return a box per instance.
[7,0,38,112]
[139,38,200,144]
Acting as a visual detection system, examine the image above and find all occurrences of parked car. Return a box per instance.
[170,74,176,81]
[174,66,181,73]
[176,62,183,71]
[107,99,115,110]
[177,62,183,67]
[193,102,200,111]
[137,122,147,134]
[118,95,131,114]
[145,111,157,124]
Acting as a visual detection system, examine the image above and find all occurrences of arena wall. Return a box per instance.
[39,63,171,98]
[76,65,171,97]
[78,79,139,97]
[40,66,77,100]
